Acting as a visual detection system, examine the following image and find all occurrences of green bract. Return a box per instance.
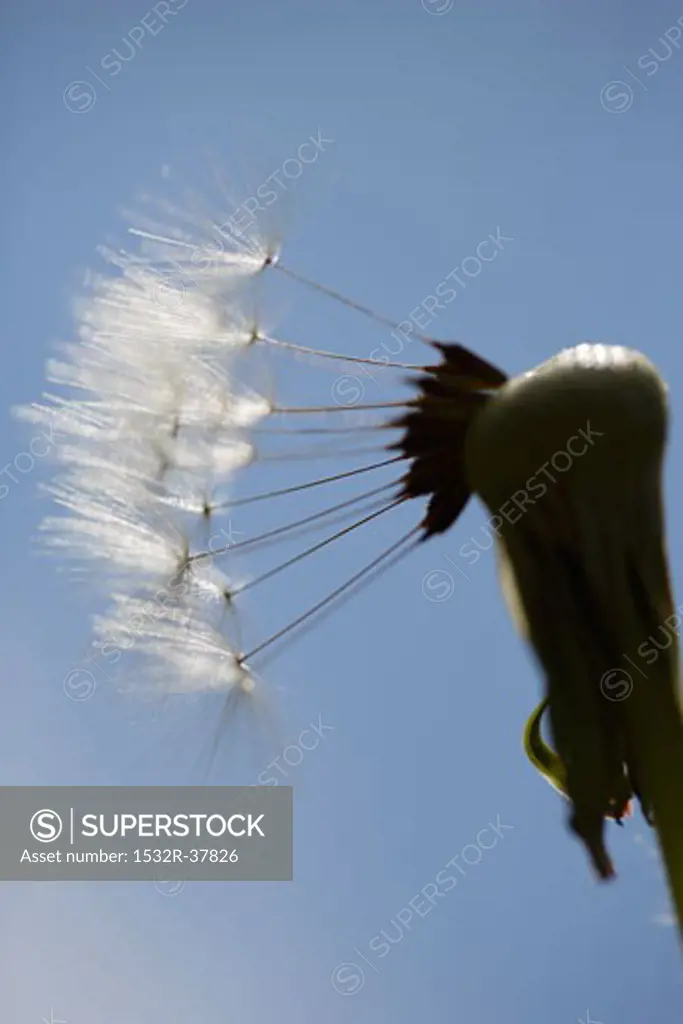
[465,344,683,930]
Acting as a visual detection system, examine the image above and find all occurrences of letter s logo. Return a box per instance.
[30,809,63,843]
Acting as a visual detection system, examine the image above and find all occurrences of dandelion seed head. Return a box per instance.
[16,188,272,700]
[124,192,272,287]
[40,497,189,583]
[94,601,246,695]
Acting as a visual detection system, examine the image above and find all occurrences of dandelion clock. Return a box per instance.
[16,180,683,938]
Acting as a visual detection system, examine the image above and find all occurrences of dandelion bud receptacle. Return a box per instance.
[464,344,683,930]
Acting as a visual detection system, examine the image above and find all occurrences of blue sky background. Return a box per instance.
[2,1,683,1021]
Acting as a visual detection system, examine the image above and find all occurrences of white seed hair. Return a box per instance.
[17,198,274,696]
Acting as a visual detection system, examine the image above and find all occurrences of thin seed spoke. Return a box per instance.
[231,499,405,597]
[272,401,411,414]
[241,526,421,663]
[210,455,405,510]
[256,445,388,463]
[273,263,435,344]
[228,495,395,558]
[257,333,426,371]
[189,481,398,560]
[252,424,397,435]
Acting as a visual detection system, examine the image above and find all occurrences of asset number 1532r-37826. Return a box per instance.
[133,849,239,863]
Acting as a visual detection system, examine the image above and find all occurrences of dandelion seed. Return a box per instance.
[94,599,249,695]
